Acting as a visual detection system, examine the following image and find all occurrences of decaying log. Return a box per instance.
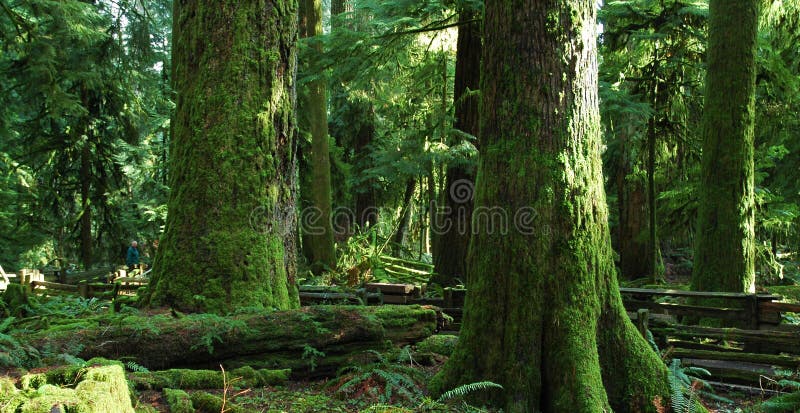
[24,305,439,377]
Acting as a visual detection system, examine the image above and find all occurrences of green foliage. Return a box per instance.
[435,381,503,404]
[125,361,150,373]
[0,0,172,269]
[332,350,426,409]
[667,359,730,412]
[302,345,327,371]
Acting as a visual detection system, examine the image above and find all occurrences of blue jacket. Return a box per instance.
[126,246,140,266]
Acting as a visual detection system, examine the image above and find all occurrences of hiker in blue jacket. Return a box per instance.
[126,240,140,271]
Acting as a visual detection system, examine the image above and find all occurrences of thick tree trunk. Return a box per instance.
[691,0,758,294]
[145,0,300,313]
[299,0,337,273]
[23,306,438,377]
[431,7,480,286]
[431,1,668,411]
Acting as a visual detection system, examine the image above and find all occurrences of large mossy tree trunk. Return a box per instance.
[299,0,337,273]
[431,5,480,287]
[145,0,300,313]
[431,1,668,411]
[690,0,758,294]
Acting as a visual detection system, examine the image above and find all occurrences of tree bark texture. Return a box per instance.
[146,0,301,313]
[691,0,759,294]
[299,0,337,272]
[431,1,668,411]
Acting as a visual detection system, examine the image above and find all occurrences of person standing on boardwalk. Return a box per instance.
[126,241,140,272]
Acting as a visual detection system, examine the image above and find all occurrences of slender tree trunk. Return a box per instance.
[646,113,661,281]
[392,179,416,253]
[79,142,92,269]
[145,0,300,314]
[431,7,480,286]
[353,100,378,229]
[647,46,663,283]
[299,0,336,273]
[431,1,668,411]
[616,161,650,279]
[691,0,758,294]
[331,0,352,19]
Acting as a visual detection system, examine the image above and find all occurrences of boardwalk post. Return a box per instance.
[636,308,650,338]
[747,294,760,330]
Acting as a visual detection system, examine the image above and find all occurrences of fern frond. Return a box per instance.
[436,381,503,403]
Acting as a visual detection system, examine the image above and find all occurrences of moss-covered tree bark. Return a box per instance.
[431,4,480,287]
[690,0,758,294]
[299,0,337,273]
[431,1,668,411]
[145,0,300,313]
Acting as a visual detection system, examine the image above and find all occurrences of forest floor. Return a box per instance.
[4,252,800,412]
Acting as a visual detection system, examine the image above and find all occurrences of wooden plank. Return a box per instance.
[299,292,361,302]
[620,287,780,301]
[624,299,747,321]
[365,282,416,295]
[651,324,800,355]
[670,348,800,368]
[30,281,78,292]
[681,358,776,385]
[409,298,445,306]
[760,301,800,314]
[0,265,8,285]
[114,277,149,284]
[665,339,742,352]
[379,255,434,270]
[383,264,432,276]
[381,295,409,304]
[382,267,430,282]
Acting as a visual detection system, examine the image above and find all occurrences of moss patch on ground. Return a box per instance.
[416,335,458,356]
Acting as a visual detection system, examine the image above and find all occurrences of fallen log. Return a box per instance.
[23,305,438,377]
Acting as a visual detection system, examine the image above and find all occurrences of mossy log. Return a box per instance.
[2,362,134,413]
[24,305,438,377]
[129,366,289,391]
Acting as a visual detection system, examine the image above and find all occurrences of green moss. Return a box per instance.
[130,367,290,391]
[19,373,47,391]
[20,385,87,413]
[145,0,301,314]
[190,391,245,413]
[164,388,195,413]
[230,366,291,386]
[416,335,458,356]
[9,364,134,413]
[133,404,159,413]
[75,365,134,412]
